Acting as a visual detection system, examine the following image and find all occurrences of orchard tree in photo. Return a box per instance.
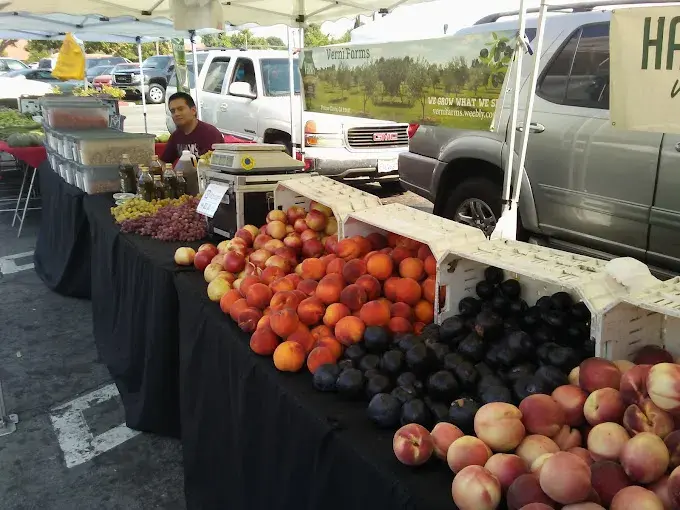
[377,57,409,103]
[336,61,352,99]
[428,63,441,91]
[358,62,378,112]
[406,58,431,121]
[466,65,486,94]
[442,57,469,94]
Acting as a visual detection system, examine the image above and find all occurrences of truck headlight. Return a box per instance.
[304,133,344,148]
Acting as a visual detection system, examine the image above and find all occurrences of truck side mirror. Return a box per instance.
[228,81,256,99]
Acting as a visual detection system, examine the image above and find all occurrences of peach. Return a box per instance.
[235,228,254,246]
[648,475,673,510]
[366,253,394,281]
[245,282,273,309]
[269,291,302,312]
[647,363,680,413]
[310,200,332,217]
[351,236,373,257]
[283,233,302,252]
[399,257,425,280]
[324,234,338,254]
[614,359,635,374]
[388,317,413,334]
[266,209,287,224]
[207,278,232,302]
[237,307,262,333]
[431,422,464,460]
[293,218,308,233]
[416,244,432,260]
[326,257,345,275]
[284,273,301,287]
[249,327,280,355]
[340,284,368,312]
[354,274,381,300]
[447,435,492,473]
[359,300,392,327]
[569,367,580,386]
[551,385,588,427]
[383,276,400,301]
[610,485,665,510]
[323,303,350,328]
[315,274,344,305]
[285,205,306,224]
[393,423,434,466]
[579,357,621,392]
[414,300,434,324]
[273,340,306,372]
[451,465,502,510]
[539,451,592,504]
[342,259,367,284]
[391,246,413,266]
[248,248,271,269]
[210,254,224,267]
[264,254,290,273]
[229,298,248,322]
[366,232,388,250]
[204,262,224,283]
[590,460,632,507]
[260,266,286,285]
[297,297,325,326]
[315,336,342,359]
[257,314,271,330]
[421,278,436,304]
[665,430,680,469]
[552,425,582,451]
[305,209,327,232]
[266,220,287,240]
[584,388,625,426]
[530,453,554,477]
[306,346,336,374]
[324,217,338,236]
[335,238,361,261]
[274,246,297,267]
[297,279,318,297]
[269,308,300,338]
[485,454,527,491]
[394,277,422,306]
[219,289,243,315]
[516,435,561,467]
[253,233,273,250]
[634,345,674,365]
[520,395,566,437]
[567,447,593,466]
[174,246,196,265]
[424,255,436,276]
[620,363,652,406]
[217,240,230,253]
[474,402,526,452]
[300,258,325,281]
[587,422,629,461]
[561,504,605,510]
[311,324,333,341]
[239,275,261,297]
[507,474,557,510]
[390,302,414,321]
[623,399,674,438]
[193,249,213,271]
[301,239,324,259]
[334,316,365,346]
[198,242,219,257]
[620,432,669,483]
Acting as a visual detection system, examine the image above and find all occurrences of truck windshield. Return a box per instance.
[143,56,171,69]
[261,58,301,96]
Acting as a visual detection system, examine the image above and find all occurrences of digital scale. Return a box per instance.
[202,143,311,239]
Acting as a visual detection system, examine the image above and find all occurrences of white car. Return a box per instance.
[165,49,410,187]
[0,76,53,99]
[0,57,28,75]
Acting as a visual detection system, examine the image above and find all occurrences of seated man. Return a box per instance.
[161,92,224,163]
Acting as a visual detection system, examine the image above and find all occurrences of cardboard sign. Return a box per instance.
[196,183,229,218]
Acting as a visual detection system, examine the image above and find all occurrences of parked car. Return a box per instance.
[2,68,82,94]
[0,76,53,99]
[87,64,115,83]
[0,57,28,75]
[86,56,130,69]
[94,63,138,89]
[398,0,680,276]
[166,49,410,187]
[113,55,174,104]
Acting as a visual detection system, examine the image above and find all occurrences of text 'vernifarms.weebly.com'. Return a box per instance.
[431,108,494,119]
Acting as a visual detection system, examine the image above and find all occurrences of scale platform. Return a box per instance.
[209,143,305,174]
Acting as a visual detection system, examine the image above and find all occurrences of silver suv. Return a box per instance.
[399,1,680,277]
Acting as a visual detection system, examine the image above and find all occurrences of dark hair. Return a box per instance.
[168,92,196,109]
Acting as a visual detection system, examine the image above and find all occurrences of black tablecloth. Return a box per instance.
[83,193,200,438]
[33,160,92,299]
[174,271,455,510]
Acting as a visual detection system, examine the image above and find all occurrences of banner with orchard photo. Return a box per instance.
[299,30,516,130]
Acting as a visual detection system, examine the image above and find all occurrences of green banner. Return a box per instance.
[172,38,189,93]
[299,31,515,130]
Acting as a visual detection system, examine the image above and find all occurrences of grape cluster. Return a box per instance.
[120,197,206,242]
[111,195,192,223]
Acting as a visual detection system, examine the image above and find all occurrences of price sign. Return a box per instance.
[196,183,229,218]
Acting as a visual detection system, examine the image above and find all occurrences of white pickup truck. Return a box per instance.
[165,49,410,188]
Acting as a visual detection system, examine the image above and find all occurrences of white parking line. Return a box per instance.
[0,251,34,274]
[49,384,140,468]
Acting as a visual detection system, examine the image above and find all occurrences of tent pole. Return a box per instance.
[298,26,305,161]
[287,27,297,157]
[190,32,201,121]
[137,38,148,133]
[511,0,548,206]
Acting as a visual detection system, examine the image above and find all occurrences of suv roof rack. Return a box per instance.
[475,0,679,24]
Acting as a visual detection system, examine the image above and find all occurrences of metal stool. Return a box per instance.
[0,159,41,237]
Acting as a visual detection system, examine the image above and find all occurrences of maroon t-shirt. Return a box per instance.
[161,120,224,163]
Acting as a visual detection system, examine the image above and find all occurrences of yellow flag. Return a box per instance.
[52,33,85,81]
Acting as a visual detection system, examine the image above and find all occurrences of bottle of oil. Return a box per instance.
[118,154,136,193]
[175,170,187,197]
[162,163,177,199]
[153,174,165,200]
[138,166,154,201]
[149,155,163,178]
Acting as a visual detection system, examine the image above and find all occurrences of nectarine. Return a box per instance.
[273,341,306,372]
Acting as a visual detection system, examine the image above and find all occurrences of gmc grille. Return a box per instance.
[115,74,132,84]
[346,125,409,149]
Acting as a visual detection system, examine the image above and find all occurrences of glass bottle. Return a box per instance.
[175,170,187,197]
[138,166,154,201]
[153,174,165,200]
[118,153,136,193]
[162,163,177,199]
[149,154,163,178]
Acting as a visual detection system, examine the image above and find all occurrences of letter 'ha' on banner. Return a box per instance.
[299,31,517,131]
[611,7,680,133]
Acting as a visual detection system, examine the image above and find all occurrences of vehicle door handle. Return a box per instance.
[675,142,680,152]
[516,123,545,133]
[219,103,228,111]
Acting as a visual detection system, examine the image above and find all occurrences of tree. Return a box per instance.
[406,59,430,120]
[377,57,409,101]
[358,63,378,112]
[26,40,61,61]
[442,57,469,94]
[466,65,485,94]
[266,36,285,48]
[428,64,440,91]
[304,23,351,47]
[336,61,352,98]
[0,39,17,56]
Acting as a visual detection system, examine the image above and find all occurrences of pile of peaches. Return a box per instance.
[174,202,442,374]
[393,347,680,510]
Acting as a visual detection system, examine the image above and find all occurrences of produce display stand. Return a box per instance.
[343,203,487,321]
[274,175,383,239]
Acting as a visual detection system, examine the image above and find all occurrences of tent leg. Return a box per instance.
[0,379,18,438]
[137,39,148,134]
[298,27,305,161]
[287,27,297,157]
[191,33,201,121]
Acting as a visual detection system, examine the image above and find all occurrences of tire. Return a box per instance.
[146,84,166,104]
[270,137,292,156]
[442,177,503,238]
[379,181,403,193]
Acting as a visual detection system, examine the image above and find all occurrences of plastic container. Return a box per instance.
[175,150,199,195]
[437,238,630,358]
[43,103,109,130]
[342,203,487,321]
[274,175,383,238]
[72,130,155,166]
[75,162,121,194]
[64,161,77,185]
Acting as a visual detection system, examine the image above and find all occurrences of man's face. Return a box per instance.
[169,98,196,128]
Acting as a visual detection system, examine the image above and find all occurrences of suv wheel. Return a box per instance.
[442,177,502,238]
[147,84,165,104]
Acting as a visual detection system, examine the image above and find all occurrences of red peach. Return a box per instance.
[552,385,588,427]
[342,258,367,284]
[300,258,326,281]
[297,279,318,296]
[324,234,338,254]
[239,275,262,298]
[579,357,621,392]
[315,336,342,359]
[229,298,249,322]
[355,274,381,300]
[587,422,629,461]
[260,266,286,285]
[391,246,413,266]
[414,299,434,324]
[664,430,680,469]
[634,345,674,365]
[590,460,632,507]
[421,278,436,304]
[245,282,272,309]
[431,422,464,459]
[366,232,388,250]
[584,387,626,426]
[285,205,306,224]
[383,276,400,301]
[516,435,560,467]
[301,239,324,259]
[297,297,326,326]
[552,425,582,451]
[315,274,345,305]
[284,273,301,287]
[451,465,501,510]
[623,399,674,438]
[394,277,422,306]
[610,485,665,510]
[507,474,557,510]
[269,277,295,294]
[447,435,492,473]
[311,324,333,341]
[263,239,285,253]
[424,255,436,276]
[351,236,372,257]
[647,363,680,413]
[399,257,425,280]
[359,300,392,327]
[620,432,670,483]
[539,452,592,505]
[485,453,528,492]
[224,251,246,273]
[253,233,272,250]
[249,327,280,355]
[323,303,350,328]
[366,253,393,281]
[272,340,306,372]
[219,289,242,315]
[326,257,345,275]
[237,307,262,333]
[567,447,593,466]
[390,302,414,321]
[393,423,434,466]
[293,218,308,233]
[269,291,302,312]
[335,238,361,261]
[620,364,652,406]
[649,474,673,510]
[306,346,336,374]
[519,394,566,437]
[388,317,413,334]
[305,209,328,232]
[334,316,366,346]
[283,233,302,252]
[266,209,287,224]
[287,323,315,353]
[269,308,300,338]
[266,220,287,240]
[340,284,368,312]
